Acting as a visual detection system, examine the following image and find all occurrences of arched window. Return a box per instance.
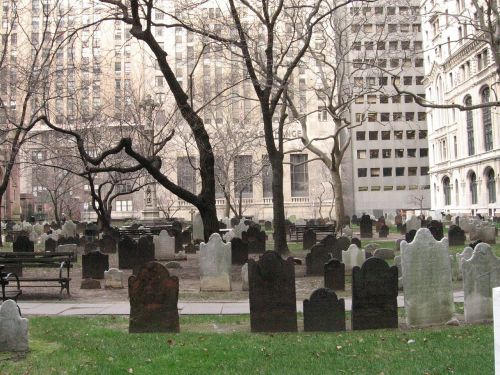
[482,88,493,151]
[487,169,496,203]
[455,179,459,205]
[470,172,478,204]
[465,96,475,155]
[443,177,451,205]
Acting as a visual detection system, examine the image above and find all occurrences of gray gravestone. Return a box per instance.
[199,233,231,291]
[0,300,29,352]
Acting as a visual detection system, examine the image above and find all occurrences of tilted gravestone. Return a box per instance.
[448,225,466,246]
[463,243,500,322]
[230,238,248,265]
[306,243,331,276]
[242,226,267,254]
[303,229,316,250]
[359,214,373,238]
[352,257,398,330]
[0,300,29,352]
[303,288,346,332]
[427,220,444,241]
[342,244,365,275]
[324,258,345,291]
[249,251,297,332]
[13,235,34,252]
[45,237,57,252]
[401,228,454,326]
[82,251,109,279]
[99,234,117,254]
[199,233,231,291]
[129,262,179,333]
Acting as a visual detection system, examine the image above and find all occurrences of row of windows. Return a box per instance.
[358,167,428,178]
[355,112,427,123]
[353,76,424,87]
[351,6,419,16]
[356,130,428,141]
[441,169,496,206]
[359,185,430,192]
[351,55,424,69]
[353,40,422,51]
[357,148,428,159]
[353,93,426,105]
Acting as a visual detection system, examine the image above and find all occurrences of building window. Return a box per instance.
[370,150,379,159]
[381,131,390,140]
[487,168,496,203]
[358,168,367,177]
[368,131,378,140]
[356,131,365,141]
[464,96,475,156]
[177,156,197,194]
[260,155,272,198]
[470,172,478,204]
[382,149,391,158]
[357,150,367,159]
[396,167,405,176]
[443,177,451,206]
[370,168,380,177]
[482,88,493,151]
[234,155,253,198]
[408,167,417,176]
[421,167,429,176]
[395,149,404,158]
[290,154,309,197]
[115,200,133,212]
[383,168,392,177]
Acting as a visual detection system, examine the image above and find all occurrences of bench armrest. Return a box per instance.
[4,272,21,290]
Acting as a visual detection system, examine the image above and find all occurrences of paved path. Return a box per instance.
[12,292,465,316]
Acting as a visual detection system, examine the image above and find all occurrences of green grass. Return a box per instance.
[0,316,493,374]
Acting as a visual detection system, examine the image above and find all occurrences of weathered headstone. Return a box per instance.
[405,215,421,233]
[306,243,331,276]
[242,226,267,254]
[375,217,386,232]
[241,263,249,291]
[405,229,416,243]
[153,230,175,261]
[0,300,29,352]
[192,213,204,241]
[303,288,346,332]
[448,225,466,246]
[45,237,57,252]
[82,251,109,279]
[303,229,316,250]
[119,236,154,270]
[56,244,77,260]
[359,214,373,238]
[427,220,444,241]
[13,235,34,252]
[401,228,454,326]
[352,257,398,330]
[351,237,362,249]
[342,244,365,275]
[99,234,117,254]
[230,238,248,265]
[199,233,231,291]
[249,251,297,332]
[333,236,351,260]
[373,248,395,260]
[324,258,345,291]
[129,262,180,333]
[80,278,101,289]
[378,225,389,238]
[233,221,249,239]
[463,243,500,322]
[456,247,474,281]
[104,268,124,289]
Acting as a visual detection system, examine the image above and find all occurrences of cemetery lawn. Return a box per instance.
[0,315,493,375]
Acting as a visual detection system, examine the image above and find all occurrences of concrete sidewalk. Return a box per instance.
[13,291,465,316]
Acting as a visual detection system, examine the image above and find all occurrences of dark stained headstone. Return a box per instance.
[242,226,267,254]
[352,257,398,330]
[230,238,249,265]
[184,243,197,254]
[324,259,345,291]
[99,234,117,254]
[379,225,389,238]
[13,235,34,252]
[82,251,109,279]
[118,236,137,269]
[359,214,373,238]
[448,225,466,246]
[264,221,272,231]
[45,238,57,252]
[249,251,297,332]
[319,234,338,260]
[333,236,351,260]
[128,262,179,333]
[405,229,417,243]
[303,229,316,250]
[181,229,192,245]
[306,244,331,276]
[303,288,345,332]
[351,215,359,225]
[427,220,444,241]
[375,217,386,232]
[351,237,362,248]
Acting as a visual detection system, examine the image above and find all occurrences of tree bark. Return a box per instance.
[198,202,219,242]
[0,194,3,247]
[331,166,345,233]
[270,153,288,254]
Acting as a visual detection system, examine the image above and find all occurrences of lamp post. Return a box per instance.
[140,95,160,221]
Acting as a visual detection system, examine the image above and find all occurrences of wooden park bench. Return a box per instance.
[0,252,74,300]
[0,264,22,301]
[290,224,336,242]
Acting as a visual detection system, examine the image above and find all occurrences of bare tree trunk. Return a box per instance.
[198,203,219,242]
[331,167,345,232]
[0,195,3,247]
[270,154,289,254]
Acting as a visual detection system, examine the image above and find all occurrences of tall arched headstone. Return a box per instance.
[199,233,231,291]
[192,213,204,241]
[303,288,345,332]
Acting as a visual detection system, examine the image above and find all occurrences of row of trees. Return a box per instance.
[1,0,499,252]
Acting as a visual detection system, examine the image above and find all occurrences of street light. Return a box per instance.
[140,95,160,221]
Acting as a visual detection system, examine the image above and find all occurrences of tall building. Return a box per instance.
[421,0,499,217]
